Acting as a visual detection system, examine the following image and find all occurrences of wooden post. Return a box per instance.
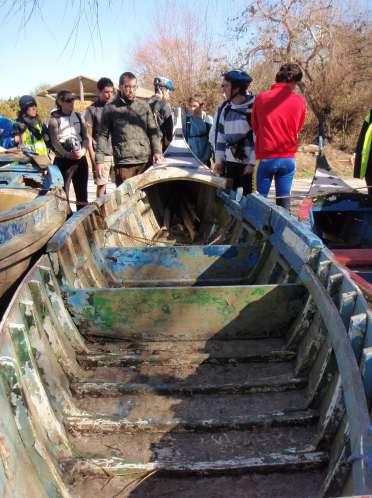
[79,76,84,102]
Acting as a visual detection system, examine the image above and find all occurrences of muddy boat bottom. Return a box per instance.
[65,291,326,497]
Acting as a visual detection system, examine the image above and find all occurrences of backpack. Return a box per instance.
[219,99,254,161]
[214,97,254,145]
[149,98,167,129]
[223,102,253,130]
[50,110,83,132]
[214,100,229,148]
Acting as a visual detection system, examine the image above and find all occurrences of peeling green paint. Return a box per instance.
[66,285,305,340]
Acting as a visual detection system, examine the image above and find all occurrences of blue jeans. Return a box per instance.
[256,158,296,210]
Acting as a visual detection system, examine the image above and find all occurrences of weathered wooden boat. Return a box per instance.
[0,154,68,300]
[308,191,372,300]
[0,121,372,498]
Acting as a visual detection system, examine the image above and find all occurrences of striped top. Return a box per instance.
[215,94,255,165]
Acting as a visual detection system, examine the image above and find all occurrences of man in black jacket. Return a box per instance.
[96,72,163,187]
[148,76,174,151]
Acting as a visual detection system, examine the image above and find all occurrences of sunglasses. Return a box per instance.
[63,98,75,103]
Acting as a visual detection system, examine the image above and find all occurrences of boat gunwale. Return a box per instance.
[46,204,99,253]
[0,190,60,223]
[125,163,230,191]
[221,191,372,494]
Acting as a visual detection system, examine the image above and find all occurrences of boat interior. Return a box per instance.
[310,192,372,249]
[0,188,39,211]
[0,124,372,497]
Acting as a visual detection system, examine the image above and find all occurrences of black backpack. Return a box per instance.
[218,99,254,161]
[149,98,167,129]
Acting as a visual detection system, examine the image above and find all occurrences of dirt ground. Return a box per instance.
[296,145,354,178]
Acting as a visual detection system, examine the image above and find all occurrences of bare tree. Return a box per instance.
[232,0,372,144]
[132,5,227,111]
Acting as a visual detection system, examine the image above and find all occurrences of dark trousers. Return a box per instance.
[54,156,88,210]
[224,161,253,196]
[365,167,372,196]
[114,163,147,187]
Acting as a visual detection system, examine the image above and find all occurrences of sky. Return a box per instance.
[0,0,245,98]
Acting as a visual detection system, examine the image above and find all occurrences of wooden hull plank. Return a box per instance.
[63,451,329,477]
[71,375,307,397]
[65,408,318,434]
[102,244,261,286]
[66,284,306,340]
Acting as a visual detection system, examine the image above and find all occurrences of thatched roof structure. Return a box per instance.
[38,75,153,101]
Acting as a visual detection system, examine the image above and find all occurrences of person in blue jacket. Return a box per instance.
[0,115,22,149]
[184,96,213,165]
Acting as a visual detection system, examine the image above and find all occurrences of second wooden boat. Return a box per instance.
[309,191,372,300]
[0,154,68,300]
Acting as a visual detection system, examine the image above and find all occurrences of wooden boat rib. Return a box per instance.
[0,117,371,497]
[0,158,68,299]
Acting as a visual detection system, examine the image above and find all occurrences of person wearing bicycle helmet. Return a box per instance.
[149,76,174,151]
[214,69,255,196]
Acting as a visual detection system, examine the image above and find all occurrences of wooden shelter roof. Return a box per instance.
[39,75,153,101]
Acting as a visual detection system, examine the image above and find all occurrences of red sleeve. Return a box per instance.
[252,99,259,133]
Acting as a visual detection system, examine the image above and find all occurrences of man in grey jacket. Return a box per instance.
[96,71,163,186]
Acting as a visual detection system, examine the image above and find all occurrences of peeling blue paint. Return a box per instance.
[0,201,48,243]
[66,290,91,325]
[0,163,63,190]
[203,246,238,258]
[102,245,260,284]
[0,220,28,243]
